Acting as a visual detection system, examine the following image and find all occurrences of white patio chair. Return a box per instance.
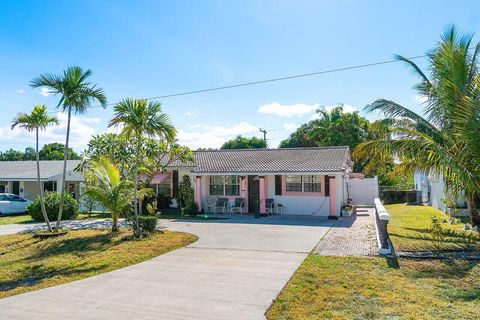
[214,197,229,214]
[274,203,285,215]
[206,196,217,214]
[265,198,275,215]
[229,198,245,215]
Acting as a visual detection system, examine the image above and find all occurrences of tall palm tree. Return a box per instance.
[30,67,107,230]
[354,26,480,226]
[83,157,134,232]
[11,105,58,231]
[109,98,175,236]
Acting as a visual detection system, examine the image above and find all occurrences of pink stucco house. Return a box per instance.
[152,146,353,218]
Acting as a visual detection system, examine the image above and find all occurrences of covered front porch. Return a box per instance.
[192,173,343,218]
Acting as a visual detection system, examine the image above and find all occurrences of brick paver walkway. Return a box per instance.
[314,207,377,256]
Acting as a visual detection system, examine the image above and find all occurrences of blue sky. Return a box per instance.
[0,0,479,152]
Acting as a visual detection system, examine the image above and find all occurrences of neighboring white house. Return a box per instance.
[414,170,466,212]
[0,146,354,217]
[0,160,83,202]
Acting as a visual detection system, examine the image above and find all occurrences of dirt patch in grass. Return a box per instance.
[386,204,480,252]
[0,229,197,298]
[267,255,480,320]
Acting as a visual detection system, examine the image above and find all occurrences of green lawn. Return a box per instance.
[0,212,112,225]
[0,229,197,298]
[0,214,35,225]
[386,204,480,251]
[267,255,480,320]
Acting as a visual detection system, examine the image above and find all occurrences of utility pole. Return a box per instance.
[259,128,267,148]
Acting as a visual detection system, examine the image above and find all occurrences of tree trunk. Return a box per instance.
[466,194,480,227]
[36,129,52,232]
[112,213,119,232]
[133,138,140,236]
[56,106,72,231]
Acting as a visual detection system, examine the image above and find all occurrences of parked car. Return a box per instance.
[0,193,32,214]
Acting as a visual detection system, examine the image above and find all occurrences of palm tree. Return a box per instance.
[11,105,58,231]
[354,26,480,226]
[83,157,133,232]
[109,98,175,236]
[30,67,107,230]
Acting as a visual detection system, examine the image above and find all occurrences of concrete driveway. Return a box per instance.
[0,215,332,320]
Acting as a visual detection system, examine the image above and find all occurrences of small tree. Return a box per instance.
[12,105,58,232]
[178,175,196,215]
[83,157,134,232]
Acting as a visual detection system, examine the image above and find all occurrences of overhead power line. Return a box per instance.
[45,53,429,114]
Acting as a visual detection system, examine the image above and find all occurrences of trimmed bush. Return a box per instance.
[28,192,79,222]
[183,200,199,217]
[138,215,158,235]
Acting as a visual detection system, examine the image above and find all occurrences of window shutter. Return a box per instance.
[172,170,179,197]
[275,175,282,195]
[324,176,330,197]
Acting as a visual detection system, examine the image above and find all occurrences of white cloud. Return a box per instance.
[257,102,320,117]
[183,111,194,117]
[16,89,25,94]
[282,123,298,131]
[0,112,102,152]
[311,104,357,120]
[40,87,51,96]
[177,122,258,149]
[415,94,428,104]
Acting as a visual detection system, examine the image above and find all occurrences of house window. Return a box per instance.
[225,176,240,196]
[303,175,321,192]
[285,176,302,192]
[285,175,321,193]
[157,175,171,196]
[44,181,57,192]
[209,176,224,195]
[209,175,240,196]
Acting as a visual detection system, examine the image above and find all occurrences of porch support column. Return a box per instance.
[195,176,202,212]
[259,176,266,214]
[328,176,337,219]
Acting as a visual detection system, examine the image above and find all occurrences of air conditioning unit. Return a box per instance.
[406,190,421,205]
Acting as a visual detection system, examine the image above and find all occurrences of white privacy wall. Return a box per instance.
[347,177,379,205]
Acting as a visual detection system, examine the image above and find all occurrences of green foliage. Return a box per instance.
[183,200,199,216]
[146,201,158,216]
[0,144,79,161]
[137,215,159,235]
[83,133,193,182]
[39,142,80,160]
[430,217,446,248]
[27,192,79,222]
[278,106,413,188]
[280,105,369,150]
[221,135,266,149]
[79,193,101,214]
[83,157,134,232]
[0,149,26,161]
[178,175,194,209]
[156,194,172,209]
[354,26,480,226]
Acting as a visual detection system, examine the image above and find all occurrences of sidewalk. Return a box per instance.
[314,207,377,256]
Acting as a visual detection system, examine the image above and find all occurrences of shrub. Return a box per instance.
[156,193,172,209]
[138,215,158,235]
[146,201,158,216]
[28,192,79,222]
[178,175,194,209]
[430,217,445,248]
[183,200,199,217]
